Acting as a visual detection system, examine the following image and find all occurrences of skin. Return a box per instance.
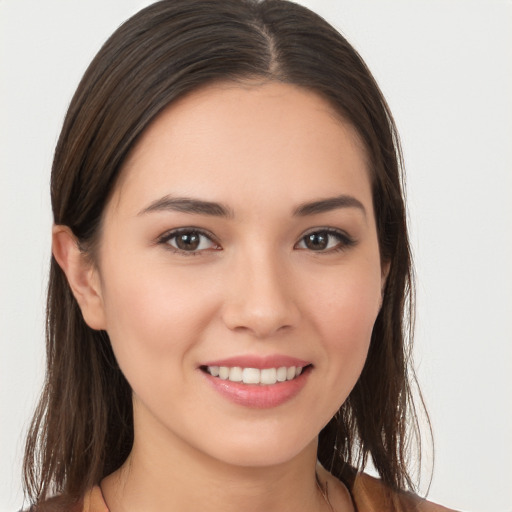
[53,81,388,512]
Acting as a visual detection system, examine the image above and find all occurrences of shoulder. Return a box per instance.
[352,473,460,512]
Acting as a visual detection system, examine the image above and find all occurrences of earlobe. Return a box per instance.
[52,225,107,330]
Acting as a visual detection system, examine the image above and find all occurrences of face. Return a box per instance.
[91,81,386,468]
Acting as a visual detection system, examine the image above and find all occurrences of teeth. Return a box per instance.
[261,368,277,385]
[276,366,287,382]
[206,365,305,385]
[242,368,260,384]
[229,367,243,382]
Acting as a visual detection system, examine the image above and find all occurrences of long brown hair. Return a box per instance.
[24,0,428,508]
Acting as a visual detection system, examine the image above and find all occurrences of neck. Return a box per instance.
[101,417,327,512]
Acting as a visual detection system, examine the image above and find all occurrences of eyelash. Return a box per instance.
[157,228,220,256]
[157,227,356,256]
[296,228,356,253]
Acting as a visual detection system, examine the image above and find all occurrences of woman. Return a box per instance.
[22,1,455,510]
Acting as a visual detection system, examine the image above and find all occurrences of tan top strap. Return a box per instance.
[352,473,458,512]
[81,480,457,512]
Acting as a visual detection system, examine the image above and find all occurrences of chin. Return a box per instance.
[198,429,318,469]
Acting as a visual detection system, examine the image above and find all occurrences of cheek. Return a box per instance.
[307,263,382,340]
[303,260,382,381]
[287,262,383,429]
[332,280,380,340]
[99,260,219,376]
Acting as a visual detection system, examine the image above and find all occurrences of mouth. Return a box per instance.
[199,355,312,407]
[200,365,310,385]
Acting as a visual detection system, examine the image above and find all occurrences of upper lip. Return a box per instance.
[200,355,311,369]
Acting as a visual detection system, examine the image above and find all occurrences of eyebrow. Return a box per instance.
[293,195,366,218]
[138,194,366,219]
[138,195,234,218]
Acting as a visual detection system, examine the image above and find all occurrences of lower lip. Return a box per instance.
[202,367,311,409]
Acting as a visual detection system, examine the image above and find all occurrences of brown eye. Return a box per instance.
[297,229,354,252]
[161,230,218,253]
[304,232,329,250]
[175,232,201,251]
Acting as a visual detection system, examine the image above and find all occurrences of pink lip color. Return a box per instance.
[201,355,310,369]
[200,355,312,409]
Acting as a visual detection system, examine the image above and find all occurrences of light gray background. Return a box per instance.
[1,1,511,511]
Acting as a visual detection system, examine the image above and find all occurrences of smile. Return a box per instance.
[204,365,304,385]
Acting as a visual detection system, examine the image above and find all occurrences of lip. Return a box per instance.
[201,354,310,369]
[200,356,312,409]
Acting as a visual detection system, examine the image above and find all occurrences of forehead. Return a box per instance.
[111,81,372,217]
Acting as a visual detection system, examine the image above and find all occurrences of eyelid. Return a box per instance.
[156,227,221,255]
[155,226,355,255]
[295,227,356,252]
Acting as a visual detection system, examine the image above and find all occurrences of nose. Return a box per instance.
[221,250,300,339]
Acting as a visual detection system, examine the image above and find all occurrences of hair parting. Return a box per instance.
[23,1,431,509]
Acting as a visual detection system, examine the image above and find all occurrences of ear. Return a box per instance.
[52,225,107,330]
